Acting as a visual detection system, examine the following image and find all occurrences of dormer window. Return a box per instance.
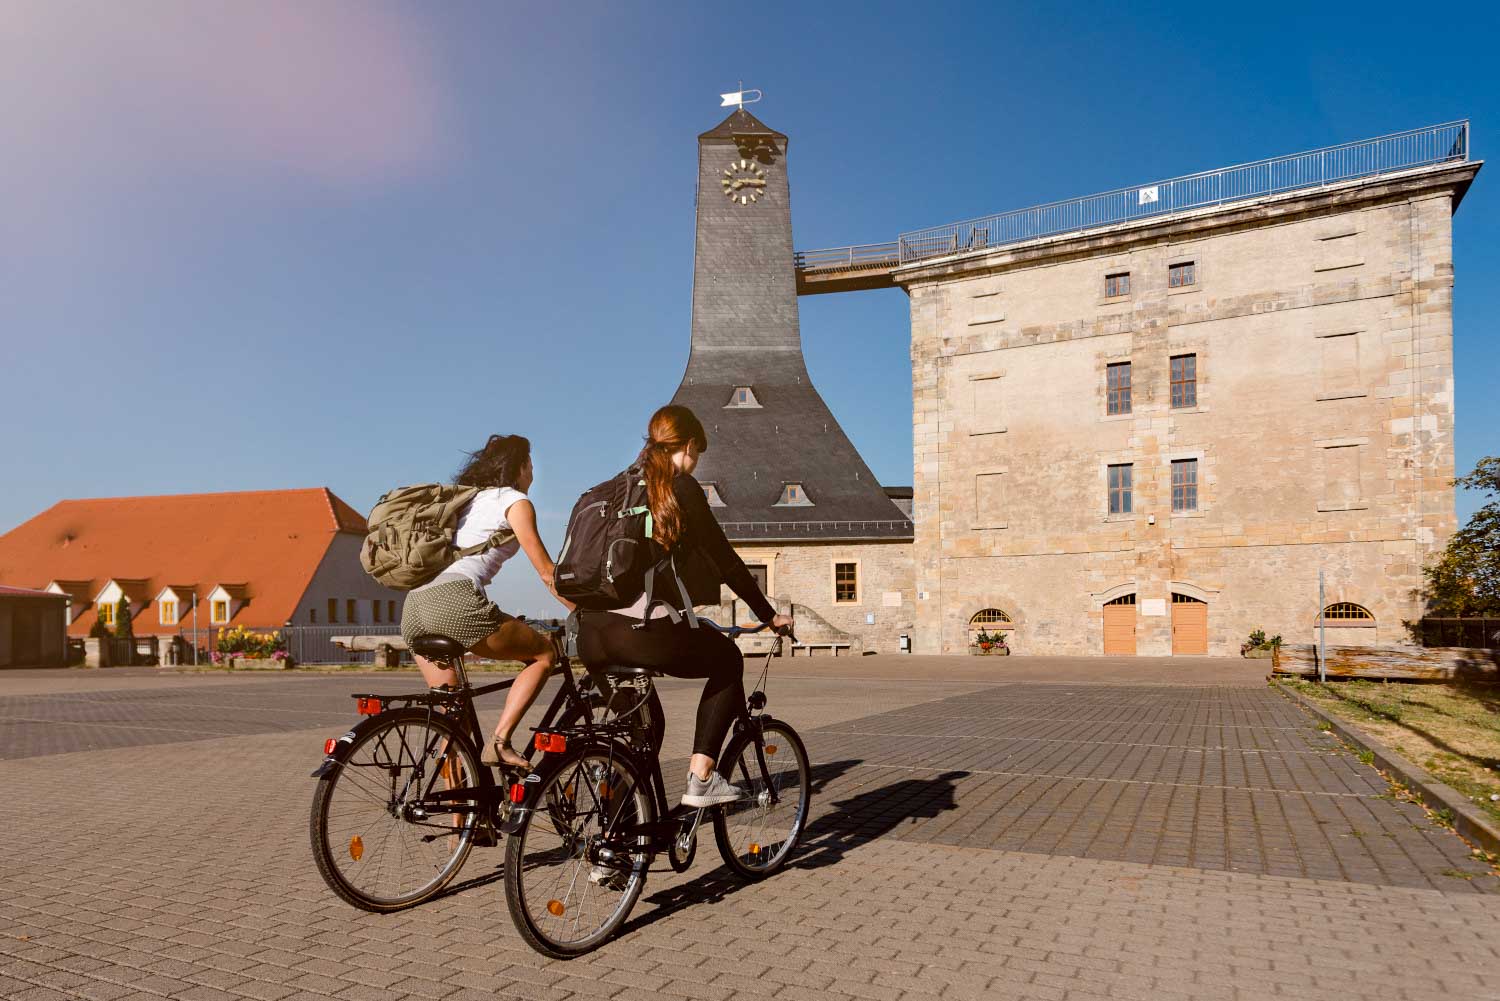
[98,602,116,626]
[775,482,814,507]
[160,600,178,626]
[155,585,194,627]
[725,386,762,409]
[703,482,727,508]
[207,583,248,625]
[211,600,229,624]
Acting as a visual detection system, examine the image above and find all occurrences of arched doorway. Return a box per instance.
[968,608,1014,649]
[1103,594,1136,655]
[1171,593,1208,654]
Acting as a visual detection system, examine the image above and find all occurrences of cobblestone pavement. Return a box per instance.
[4,662,1499,1001]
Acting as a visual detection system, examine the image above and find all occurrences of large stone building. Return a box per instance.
[683,109,1475,657]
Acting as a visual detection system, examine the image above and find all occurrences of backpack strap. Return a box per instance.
[454,528,516,559]
[634,558,684,629]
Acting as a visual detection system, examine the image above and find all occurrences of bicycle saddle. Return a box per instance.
[592,664,659,679]
[410,635,467,659]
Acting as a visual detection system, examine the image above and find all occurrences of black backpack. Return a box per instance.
[554,467,699,626]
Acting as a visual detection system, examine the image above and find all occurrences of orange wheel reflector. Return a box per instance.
[598,782,611,799]
[546,900,565,917]
[749,842,761,855]
[349,836,364,862]
[765,745,778,755]
[563,784,575,800]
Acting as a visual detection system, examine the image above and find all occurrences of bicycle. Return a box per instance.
[308,619,597,912]
[501,618,812,959]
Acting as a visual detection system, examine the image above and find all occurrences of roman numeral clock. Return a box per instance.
[722,158,766,205]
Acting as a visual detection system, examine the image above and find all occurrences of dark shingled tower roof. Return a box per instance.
[671,109,911,543]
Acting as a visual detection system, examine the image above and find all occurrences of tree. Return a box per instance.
[1418,456,1500,618]
[113,596,134,639]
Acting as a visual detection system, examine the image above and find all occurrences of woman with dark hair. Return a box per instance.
[401,434,572,768]
[576,405,794,807]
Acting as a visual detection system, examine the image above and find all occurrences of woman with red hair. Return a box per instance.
[576,405,794,808]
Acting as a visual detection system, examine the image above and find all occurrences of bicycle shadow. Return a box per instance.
[624,763,968,931]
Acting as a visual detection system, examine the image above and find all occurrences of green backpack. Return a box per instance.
[359,484,516,591]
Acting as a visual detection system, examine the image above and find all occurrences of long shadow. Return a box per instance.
[624,763,968,932]
[1323,682,1500,771]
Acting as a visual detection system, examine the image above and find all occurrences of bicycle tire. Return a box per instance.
[713,718,811,880]
[310,707,484,912]
[504,742,655,958]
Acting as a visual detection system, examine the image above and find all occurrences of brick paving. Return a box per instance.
[3,660,1499,1001]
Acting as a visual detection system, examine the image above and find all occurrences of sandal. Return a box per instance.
[481,738,528,770]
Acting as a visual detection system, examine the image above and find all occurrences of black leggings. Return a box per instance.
[577,611,745,760]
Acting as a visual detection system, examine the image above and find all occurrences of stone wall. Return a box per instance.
[723,540,915,653]
[901,164,1474,655]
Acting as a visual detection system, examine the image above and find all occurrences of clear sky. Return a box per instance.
[3,0,1496,616]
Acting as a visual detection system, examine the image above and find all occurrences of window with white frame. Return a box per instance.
[211,600,229,624]
[159,600,178,626]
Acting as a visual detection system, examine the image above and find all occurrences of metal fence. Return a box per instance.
[1412,618,1500,650]
[793,242,900,272]
[893,121,1470,265]
[721,519,914,539]
[165,625,406,665]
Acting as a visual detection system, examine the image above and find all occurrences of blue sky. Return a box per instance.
[2,1,1496,616]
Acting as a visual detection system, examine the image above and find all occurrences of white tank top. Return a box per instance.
[418,487,526,591]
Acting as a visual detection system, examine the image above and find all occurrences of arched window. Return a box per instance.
[1322,602,1375,623]
[1104,594,1136,606]
[968,609,1013,641]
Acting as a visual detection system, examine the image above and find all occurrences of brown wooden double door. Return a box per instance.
[1102,595,1136,655]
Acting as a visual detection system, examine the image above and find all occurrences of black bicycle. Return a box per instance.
[501,619,811,958]
[308,620,591,912]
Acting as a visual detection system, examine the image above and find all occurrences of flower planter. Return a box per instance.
[968,646,1010,656]
[232,656,292,670]
[1244,647,1275,660]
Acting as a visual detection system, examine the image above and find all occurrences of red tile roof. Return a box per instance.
[0,488,368,636]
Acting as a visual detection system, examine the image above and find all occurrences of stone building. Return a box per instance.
[893,145,1477,655]
[671,109,914,652]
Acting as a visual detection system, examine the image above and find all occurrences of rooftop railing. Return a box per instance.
[720,519,914,538]
[792,122,1470,274]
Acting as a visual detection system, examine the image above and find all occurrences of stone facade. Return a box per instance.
[899,162,1477,656]
[722,540,915,653]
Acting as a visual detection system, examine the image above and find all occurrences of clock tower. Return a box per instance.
[670,108,910,540]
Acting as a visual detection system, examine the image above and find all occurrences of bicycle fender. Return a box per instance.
[497,739,627,835]
[309,709,399,778]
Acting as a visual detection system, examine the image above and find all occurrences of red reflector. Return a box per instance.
[324,738,337,755]
[356,697,382,715]
[534,732,567,754]
[509,783,526,804]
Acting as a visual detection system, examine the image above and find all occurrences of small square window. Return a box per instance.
[1168,261,1196,288]
[834,563,858,604]
[211,600,229,624]
[1107,362,1132,415]
[1108,463,1133,515]
[1172,459,1198,512]
[725,386,761,408]
[1105,272,1131,298]
[1171,354,1197,408]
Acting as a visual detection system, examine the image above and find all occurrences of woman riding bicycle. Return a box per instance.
[576,405,794,809]
[401,433,572,769]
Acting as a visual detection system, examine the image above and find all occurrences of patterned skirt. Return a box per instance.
[400,578,509,650]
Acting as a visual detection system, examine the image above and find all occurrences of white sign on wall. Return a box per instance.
[1139,185,1159,205]
[882,591,903,608]
[1141,598,1167,617]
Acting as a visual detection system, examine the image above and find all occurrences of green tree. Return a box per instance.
[1419,457,1500,618]
[113,596,134,639]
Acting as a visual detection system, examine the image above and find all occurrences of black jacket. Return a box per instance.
[657,473,777,623]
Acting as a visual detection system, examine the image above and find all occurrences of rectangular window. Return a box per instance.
[1108,464,1133,515]
[328,598,338,624]
[160,600,177,625]
[1171,459,1198,512]
[211,600,229,624]
[310,608,318,624]
[834,563,858,604]
[98,602,115,625]
[1106,362,1132,415]
[1105,272,1130,298]
[388,600,396,622]
[346,599,358,625]
[1168,261,1196,288]
[372,600,382,624]
[1170,354,1197,408]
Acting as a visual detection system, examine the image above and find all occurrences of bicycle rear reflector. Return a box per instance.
[765,745,778,755]
[547,900,565,917]
[509,783,526,804]
[534,732,567,753]
[749,843,761,856]
[349,836,364,861]
[324,738,337,755]
[356,697,382,715]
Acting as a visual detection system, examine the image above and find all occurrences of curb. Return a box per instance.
[1274,680,1500,855]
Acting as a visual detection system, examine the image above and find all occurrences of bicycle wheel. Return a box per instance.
[504,744,655,958]
[713,718,811,879]
[310,707,483,912]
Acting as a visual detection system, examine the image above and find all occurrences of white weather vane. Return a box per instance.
[719,83,762,110]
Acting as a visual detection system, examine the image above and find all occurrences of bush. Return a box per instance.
[113,597,133,639]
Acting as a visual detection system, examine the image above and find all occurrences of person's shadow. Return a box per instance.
[625,762,968,930]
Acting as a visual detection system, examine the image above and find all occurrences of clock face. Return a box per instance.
[721,159,766,205]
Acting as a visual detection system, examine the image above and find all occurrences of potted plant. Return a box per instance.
[215,626,294,670]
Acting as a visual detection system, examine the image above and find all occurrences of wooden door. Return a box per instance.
[1171,595,1208,654]
[1103,595,1136,655]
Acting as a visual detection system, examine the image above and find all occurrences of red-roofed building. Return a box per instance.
[0,489,402,644]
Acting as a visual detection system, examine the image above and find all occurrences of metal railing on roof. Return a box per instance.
[790,122,1470,274]
[720,519,914,536]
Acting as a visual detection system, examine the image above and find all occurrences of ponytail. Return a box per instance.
[638,405,707,551]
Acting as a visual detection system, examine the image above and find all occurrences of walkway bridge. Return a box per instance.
[793,121,1469,295]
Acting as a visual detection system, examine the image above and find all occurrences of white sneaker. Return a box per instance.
[681,771,744,808]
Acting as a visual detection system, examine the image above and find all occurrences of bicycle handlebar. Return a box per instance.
[697,617,797,643]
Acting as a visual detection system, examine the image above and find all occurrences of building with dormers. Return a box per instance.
[0,488,403,640]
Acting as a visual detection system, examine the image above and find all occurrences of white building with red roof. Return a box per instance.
[0,488,403,640]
